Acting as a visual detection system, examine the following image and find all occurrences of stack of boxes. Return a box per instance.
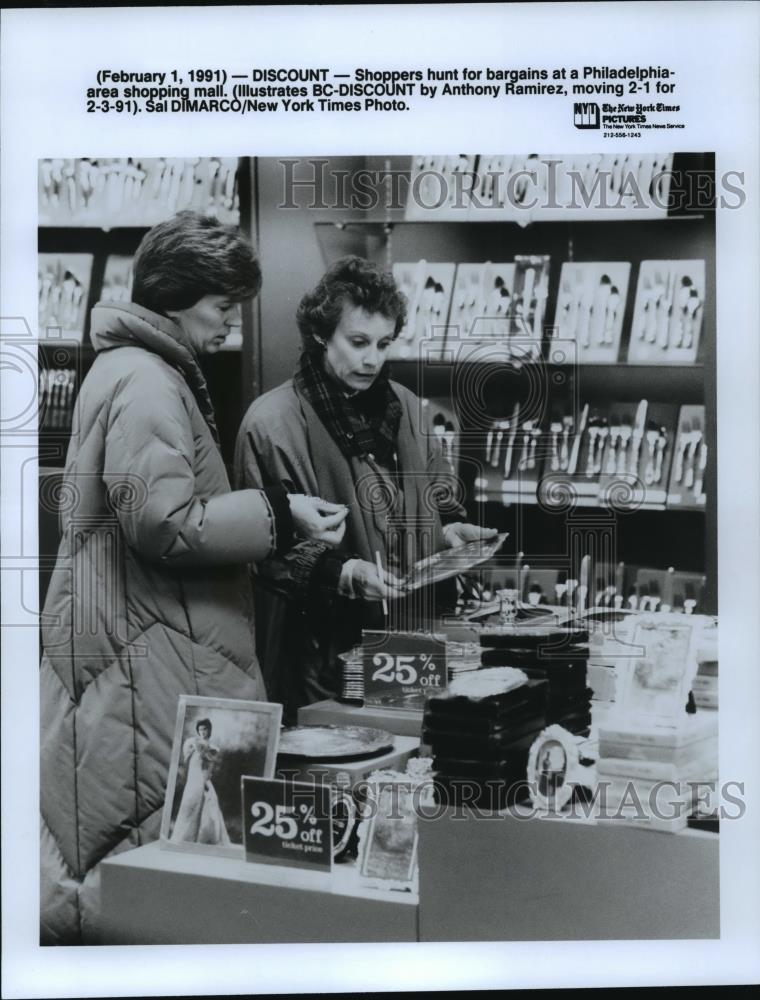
[423,667,549,809]
[595,713,718,833]
[479,626,593,736]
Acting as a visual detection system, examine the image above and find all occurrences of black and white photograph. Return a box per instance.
[2,3,760,998]
[161,695,281,855]
[357,782,419,890]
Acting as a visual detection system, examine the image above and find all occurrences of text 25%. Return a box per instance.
[249,801,324,845]
[370,652,441,687]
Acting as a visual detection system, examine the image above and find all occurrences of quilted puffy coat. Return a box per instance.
[40,302,282,945]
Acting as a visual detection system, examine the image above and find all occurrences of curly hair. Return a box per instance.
[296,256,407,355]
[131,210,262,315]
[195,718,212,735]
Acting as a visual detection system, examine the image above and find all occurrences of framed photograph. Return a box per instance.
[357,781,419,892]
[527,724,583,813]
[616,615,702,722]
[160,695,282,859]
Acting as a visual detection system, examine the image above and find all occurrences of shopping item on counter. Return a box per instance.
[479,627,592,735]
[355,757,435,891]
[277,725,394,761]
[160,695,282,860]
[597,712,717,765]
[424,667,549,809]
[690,618,718,710]
[614,613,703,720]
[627,259,705,364]
[526,723,592,812]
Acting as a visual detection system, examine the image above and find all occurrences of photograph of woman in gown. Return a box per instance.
[170,719,230,846]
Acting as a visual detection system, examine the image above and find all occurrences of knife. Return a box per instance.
[615,561,626,604]
[629,399,648,476]
[567,403,589,475]
[577,553,591,614]
[503,402,520,479]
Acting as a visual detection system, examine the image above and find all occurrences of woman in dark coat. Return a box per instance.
[40,211,346,944]
[234,255,497,717]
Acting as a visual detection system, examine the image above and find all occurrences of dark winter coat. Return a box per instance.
[234,375,463,717]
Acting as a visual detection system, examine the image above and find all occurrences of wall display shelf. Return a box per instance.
[39,157,240,228]
[404,153,678,224]
[311,155,716,612]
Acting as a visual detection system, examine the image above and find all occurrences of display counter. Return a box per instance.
[100,842,418,945]
[417,808,718,941]
[100,808,718,945]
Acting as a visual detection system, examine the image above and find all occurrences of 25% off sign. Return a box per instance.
[241,777,333,872]
[362,630,448,705]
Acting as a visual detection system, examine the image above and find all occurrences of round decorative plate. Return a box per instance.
[278,725,394,760]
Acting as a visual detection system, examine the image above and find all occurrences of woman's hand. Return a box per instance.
[442,522,500,548]
[288,494,348,547]
[343,560,406,600]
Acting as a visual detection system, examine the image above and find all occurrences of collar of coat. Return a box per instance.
[89,301,220,444]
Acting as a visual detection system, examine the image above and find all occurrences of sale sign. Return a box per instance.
[241,777,333,872]
[362,630,448,707]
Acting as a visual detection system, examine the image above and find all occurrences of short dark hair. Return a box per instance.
[195,718,212,735]
[296,256,407,356]
[131,210,262,315]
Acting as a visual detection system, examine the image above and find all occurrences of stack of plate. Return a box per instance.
[338,646,364,705]
[479,627,592,736]
[423,667,548,809]
[446,640,483,683]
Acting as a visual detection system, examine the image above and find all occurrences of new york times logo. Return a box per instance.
[574,102,600,129]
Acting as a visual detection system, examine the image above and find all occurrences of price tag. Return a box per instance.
[362,630,448,706]
[241,777,332,872]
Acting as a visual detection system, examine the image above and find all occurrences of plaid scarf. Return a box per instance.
[294,351,402,465]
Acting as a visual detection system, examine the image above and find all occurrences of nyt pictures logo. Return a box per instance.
[574,102,600,129]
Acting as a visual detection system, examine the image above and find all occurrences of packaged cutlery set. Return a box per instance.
[38,157,240,227]
[405,154,675,221]
[474,403,708,510]
[38,368,78,432]
[478,561,706,617]
[627,260,705,364]
[38,254,93,340]
[100,256,134,304]
[389,257,705,365]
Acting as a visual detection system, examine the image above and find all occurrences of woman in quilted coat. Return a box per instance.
[39,211,346,944]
